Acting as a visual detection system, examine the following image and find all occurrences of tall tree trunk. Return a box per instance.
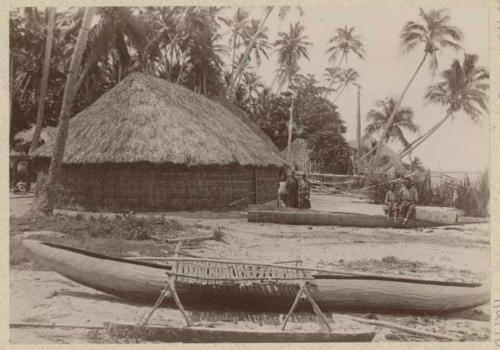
[175,60,186,84]
[29,7,56,155]
[370,51,428,170]
[286,96,295,167]
[231,32,237,77]
[227,7,273,100]
[9,52,14,139]
[74,58,95,93]
[202,72,207,96]
[356,85,361,171]
[35,7,95,215]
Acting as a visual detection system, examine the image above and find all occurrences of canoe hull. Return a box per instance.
[247,208,440,227]
[23,240,489,314]
[104,322,376,343]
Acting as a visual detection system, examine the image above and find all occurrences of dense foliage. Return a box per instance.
[10,6,489,182]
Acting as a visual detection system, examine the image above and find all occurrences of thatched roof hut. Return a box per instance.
[35,73,285,211]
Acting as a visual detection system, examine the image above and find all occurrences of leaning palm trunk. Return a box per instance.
[286,96,295,167]
[370,52,428,170]
[227,7,273,100]
[400,113,451,159]
[9,53,14,134]
[36,7,95,215]
[29,7,56,154]
[377,113,452,174]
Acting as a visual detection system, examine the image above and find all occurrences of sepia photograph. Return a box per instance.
[7,3,493,345]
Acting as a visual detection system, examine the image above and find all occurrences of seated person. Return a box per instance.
[398,176,419,226]
[383,183,398,221]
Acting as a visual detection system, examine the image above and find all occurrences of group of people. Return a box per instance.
[384,176,419,226]
[277,170,311,209]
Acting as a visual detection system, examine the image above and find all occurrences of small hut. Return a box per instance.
[34,73,285,211]
[280,138,322,173]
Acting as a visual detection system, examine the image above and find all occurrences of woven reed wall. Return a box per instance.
[53,163,279,212]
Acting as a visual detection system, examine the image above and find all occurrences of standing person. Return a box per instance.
[286,170,299,208]
[277,168,288,207]
[299,174,311,209]
[399,176,419,226]
[384,183,398,222]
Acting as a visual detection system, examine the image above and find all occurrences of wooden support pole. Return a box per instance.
[302,284,332,332]
[140,289,171,327]
[281,268,332,333]
[167,242,191,327]
[167,276,191,327]
[139,242,187,327]
[281,282,306,331]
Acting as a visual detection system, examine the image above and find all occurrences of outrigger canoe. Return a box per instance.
[22,240,488,314]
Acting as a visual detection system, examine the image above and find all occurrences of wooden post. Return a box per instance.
[252,169,258,204]
[12,158,19,188]
[26,159,32,192]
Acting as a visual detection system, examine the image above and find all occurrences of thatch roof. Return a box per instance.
[35,73,285,167]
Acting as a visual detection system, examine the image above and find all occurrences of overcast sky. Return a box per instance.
[225,4,490,173]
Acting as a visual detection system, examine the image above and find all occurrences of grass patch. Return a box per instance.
[11,214,186,241]
[10,213,220,268]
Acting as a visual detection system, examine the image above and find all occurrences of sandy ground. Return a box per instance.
[9,192,491,344]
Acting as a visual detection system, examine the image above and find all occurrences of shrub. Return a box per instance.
[454,170,489,217]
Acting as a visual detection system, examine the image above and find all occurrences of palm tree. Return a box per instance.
[326,25,365,65]
[407,156,425,173]
[324,25,365,97]
[400,53,489,158]
[332,68,360,103]
[230,18,271,93]
[370,8,463,168]
[38,7,95,214]
[75,7,150,91]
[274,22,311,164]
[242,71,264,111]
[365,97,419,149]
[227,6,304,100]
[220,8,250,77]
[29,7,56,155]
[323,67,342,97]
[242,19,271,66]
